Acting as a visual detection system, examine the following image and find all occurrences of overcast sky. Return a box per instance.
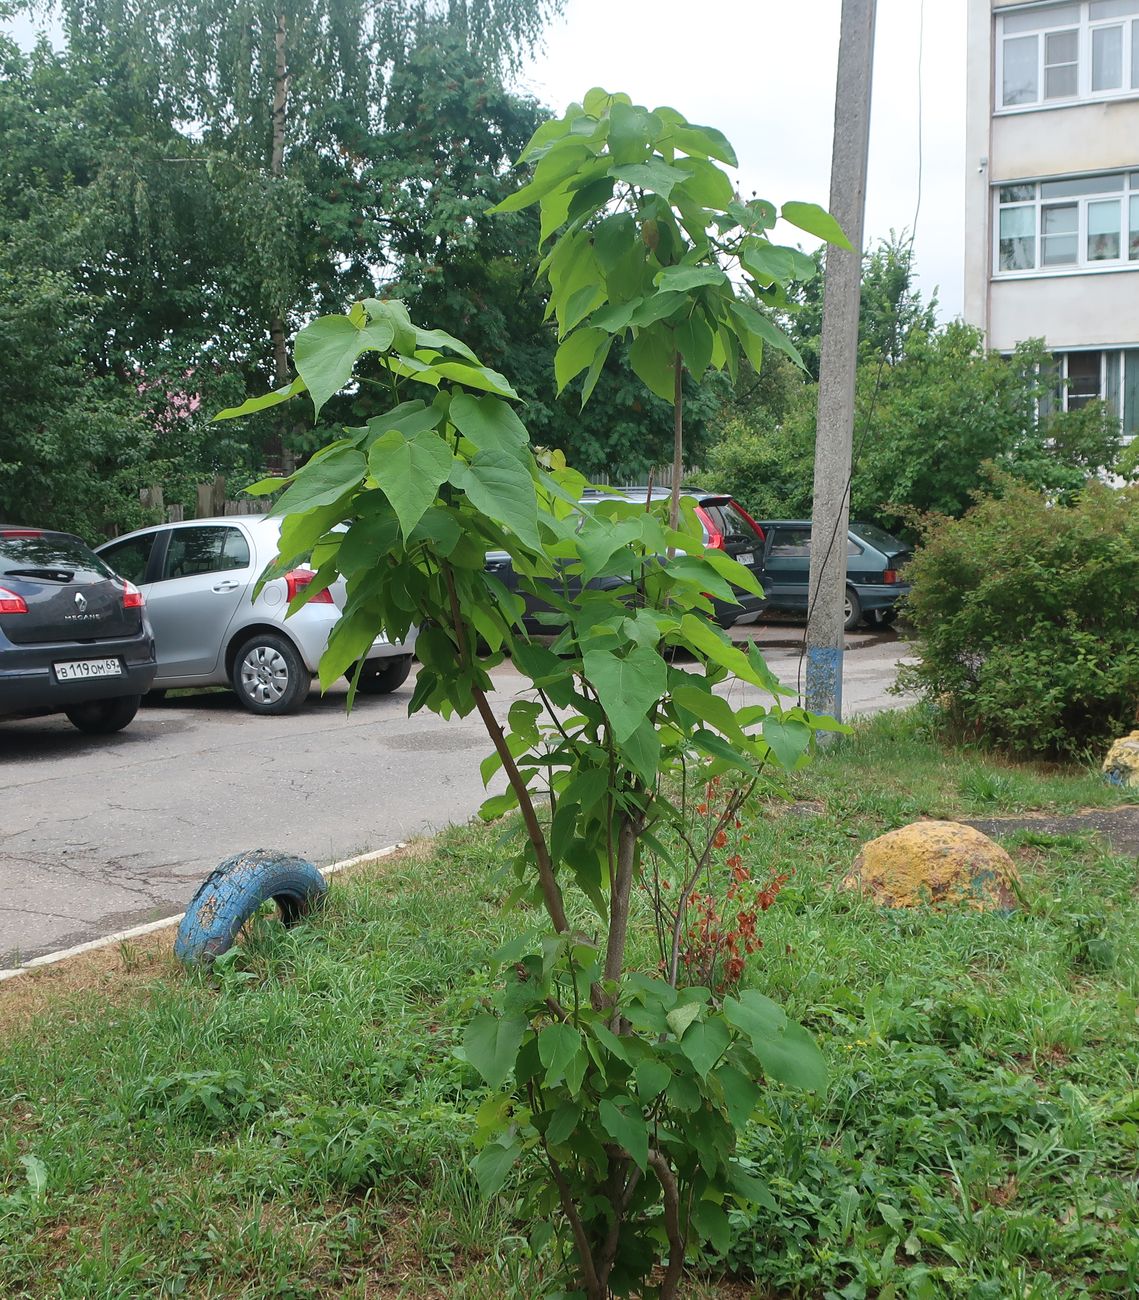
[517,0,967,319]
[6,0,967,316]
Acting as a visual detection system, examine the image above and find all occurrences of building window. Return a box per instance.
[998,1,1139,109]
[1050,349,1139,438]
[995,171,1139,273]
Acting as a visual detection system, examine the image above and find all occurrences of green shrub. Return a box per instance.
[898,479,1139,757]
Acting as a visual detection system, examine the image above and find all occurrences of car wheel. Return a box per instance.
[843,587,862,632]
[142,689,167,705]
[232,633,311,714]
[350,656,413,695]
[64,694,141,735]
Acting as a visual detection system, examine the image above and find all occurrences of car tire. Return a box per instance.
[64,694,142,735]
[350,656,413,695]
[231,633,311,715]
[142,689,167,705]
[843,587,862,632]
[173,848,328,965]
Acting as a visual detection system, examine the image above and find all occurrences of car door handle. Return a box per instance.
[212,580,241,593]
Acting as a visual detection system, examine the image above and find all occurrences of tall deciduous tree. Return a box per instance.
[47,0,564,385]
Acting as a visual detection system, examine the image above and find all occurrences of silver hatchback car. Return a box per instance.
[97,516,416,714]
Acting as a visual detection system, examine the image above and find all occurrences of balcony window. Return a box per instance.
[998,1,1139,107]
[1050,350,1139,439]
[994,172,1139,274]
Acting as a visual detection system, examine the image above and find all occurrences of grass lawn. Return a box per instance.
[2,708,1137,1299]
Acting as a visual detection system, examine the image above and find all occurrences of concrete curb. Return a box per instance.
[0,842,406,985]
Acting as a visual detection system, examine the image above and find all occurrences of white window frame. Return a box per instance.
[996,2,1139,111]
[1045,348,1139,441]
[993,170,1139,276]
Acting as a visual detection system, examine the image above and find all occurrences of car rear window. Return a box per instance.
[700,500,762,541]
[0,532,113,581]
[852,521,906,551]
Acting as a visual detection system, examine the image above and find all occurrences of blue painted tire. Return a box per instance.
[174,848,328,965]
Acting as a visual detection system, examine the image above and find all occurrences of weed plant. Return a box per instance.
[2,710,1137,1298]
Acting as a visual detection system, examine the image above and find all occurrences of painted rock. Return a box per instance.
[1102,730,1139,788]
[842,820,1019,911]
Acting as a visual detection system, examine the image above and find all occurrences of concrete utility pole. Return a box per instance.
[805,0,877,723]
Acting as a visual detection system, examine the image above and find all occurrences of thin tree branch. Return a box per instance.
[441,562,568,933]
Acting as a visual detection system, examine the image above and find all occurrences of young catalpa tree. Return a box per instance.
[217,93,846,1300]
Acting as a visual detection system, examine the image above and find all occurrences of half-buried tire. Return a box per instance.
[174,848,328,965]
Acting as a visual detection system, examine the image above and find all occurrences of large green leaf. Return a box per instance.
[598,1098,648,1171]
[628,327,677,403]
[762,716,813,770]
[554,328,607,393]
[654,265,728,293]
[674,313,714,378]
[295,314,395,418]
[619,717,662,787]
[753,1019,827,1092]
[577,516,642,582]
[367,430,453,540]
[214,375,307,422]
[678,1017,731,1078]
[464,1014,527,1089]
[716,1063,762,1129]
[451,451,541,550]
[538,1023,585,1090]
[272,447,366,517]
[582,644,668,744]
[472,1137,519,1197]
[610,159,689,200]
[781,200,852,249]
[672,684,747,744]
[679,613,767,688]
[449,392,529,457]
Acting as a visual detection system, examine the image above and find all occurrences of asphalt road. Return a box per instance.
[1,626,915,968]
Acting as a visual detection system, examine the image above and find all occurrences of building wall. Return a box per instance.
[989,269,1139,351]
[964,0,1139,354]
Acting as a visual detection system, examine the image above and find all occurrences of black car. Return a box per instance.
[0,527,157,733]
[486,488,768,632]
[755,519,912,630]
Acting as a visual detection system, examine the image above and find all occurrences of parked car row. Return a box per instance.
[1,495,909,735]
[486,488,912,635]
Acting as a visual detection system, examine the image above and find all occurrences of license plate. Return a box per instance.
[55,658,122,682]
[737,552,755,566]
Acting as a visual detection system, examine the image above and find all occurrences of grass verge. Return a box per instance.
[2,708,1137,1299]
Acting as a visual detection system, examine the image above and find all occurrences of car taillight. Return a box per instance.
[121,580,145,608]
[883,569,899,584]
[0,586,28,613]
[285,568,334,604]
[695,506,724,550]
[0,528,43,538]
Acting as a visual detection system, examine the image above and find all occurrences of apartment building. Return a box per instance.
[965,0,1139,436]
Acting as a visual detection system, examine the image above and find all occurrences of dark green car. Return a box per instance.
[755,519,912,630]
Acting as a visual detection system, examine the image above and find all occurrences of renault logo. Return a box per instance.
[74,592,88,613]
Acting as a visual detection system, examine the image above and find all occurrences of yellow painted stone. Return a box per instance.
[842,820,1019,911]
[1102,730,1139,789]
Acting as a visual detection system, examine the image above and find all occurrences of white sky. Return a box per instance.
[516,0,966,319]
[6,0,967,317]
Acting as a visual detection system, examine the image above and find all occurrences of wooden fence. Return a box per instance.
[138,477,272,524]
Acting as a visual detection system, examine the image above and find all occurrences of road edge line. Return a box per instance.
[0,842,406,984]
